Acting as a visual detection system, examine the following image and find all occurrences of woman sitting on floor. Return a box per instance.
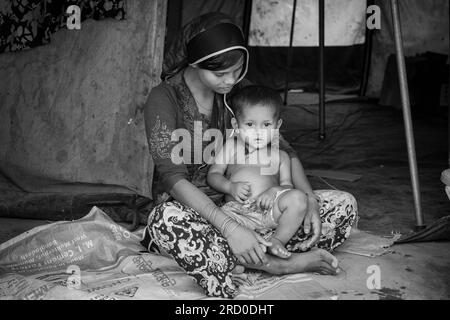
[141,12,358,298]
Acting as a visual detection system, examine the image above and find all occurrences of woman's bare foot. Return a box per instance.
[244,248,340,275]
[278,248,339,275]
[268,237,291,258]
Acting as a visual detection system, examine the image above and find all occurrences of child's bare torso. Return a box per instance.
[225,145,280,203]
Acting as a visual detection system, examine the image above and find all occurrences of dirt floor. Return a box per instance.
[280,96,450,300]
[281,97,449,234]
[1,96,449,299]
[319,241,450,299]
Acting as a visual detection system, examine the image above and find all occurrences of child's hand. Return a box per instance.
[229,181,252,203]
[256,187,279,210]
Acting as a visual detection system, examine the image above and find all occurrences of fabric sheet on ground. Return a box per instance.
[0,207,337,300]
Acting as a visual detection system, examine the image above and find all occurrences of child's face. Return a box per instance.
[232,104,282,149]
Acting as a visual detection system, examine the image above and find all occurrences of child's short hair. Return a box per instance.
[231,85,282,120]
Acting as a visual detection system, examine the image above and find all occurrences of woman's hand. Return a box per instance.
[225,224,271,266]
[229,181,251,203]
[255,187,281,210]
[302,198,322,248]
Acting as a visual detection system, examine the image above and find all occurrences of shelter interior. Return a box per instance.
[0,0,449,300]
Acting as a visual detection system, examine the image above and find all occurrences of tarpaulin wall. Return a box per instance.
[171,0,367,93]
[170,0,448,96]
[366,0,449,98]
[0,0,167,209]
[164,0,246,55]
[246,0,366,93]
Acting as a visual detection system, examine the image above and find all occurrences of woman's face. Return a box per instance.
[196,56,244,94]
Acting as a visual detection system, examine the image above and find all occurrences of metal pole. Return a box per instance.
[390,0,425,229]
[165,0,184,55]
[359,0,375,97]
[242,0,253,44]
[284,0,298,105]
[319,0,325,139]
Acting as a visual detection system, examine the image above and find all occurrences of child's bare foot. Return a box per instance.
[298,241,310,252]
[268,237,291,258]
[232,265,245,274]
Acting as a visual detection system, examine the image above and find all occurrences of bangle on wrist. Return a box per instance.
[211,207,223,227]
[220,217,233,236]
[204,202,220,226]
[220,217,239,237]
[227,221,239,236]
[204,203,240,237]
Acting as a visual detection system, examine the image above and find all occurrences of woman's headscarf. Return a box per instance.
[161,12,249,88]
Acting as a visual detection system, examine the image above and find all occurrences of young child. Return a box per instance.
[207,85,310,259]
